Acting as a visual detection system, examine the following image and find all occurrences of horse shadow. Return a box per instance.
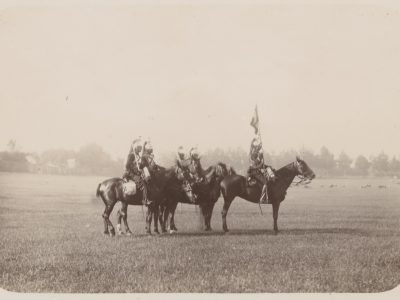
[147,227,370,238]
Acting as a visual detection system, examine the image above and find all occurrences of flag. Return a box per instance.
[250,105,259,134]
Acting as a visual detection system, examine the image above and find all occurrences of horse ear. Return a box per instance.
[296,155,301,162]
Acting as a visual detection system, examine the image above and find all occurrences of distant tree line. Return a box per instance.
[0,141,123,176]
[158,146,400,178]
[0,141,399,177]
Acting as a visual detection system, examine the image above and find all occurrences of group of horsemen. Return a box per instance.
[122,134,276,205]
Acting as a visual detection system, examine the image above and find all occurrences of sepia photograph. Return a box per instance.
[0,0,399,294]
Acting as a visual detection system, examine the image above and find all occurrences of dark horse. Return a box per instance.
[159,162,233,233]
[96,155,194,236]
[220,156,315,234]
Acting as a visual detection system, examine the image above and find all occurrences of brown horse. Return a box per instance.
[159,162,233,233]
[220,156,315,234]
[96,156,194,236]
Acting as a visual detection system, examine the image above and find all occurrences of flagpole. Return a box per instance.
[251,104,265,214]
[255,105,265,165]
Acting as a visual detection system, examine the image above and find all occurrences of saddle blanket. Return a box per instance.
[123,181,137,196]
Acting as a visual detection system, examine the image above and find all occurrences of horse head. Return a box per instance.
[182,180,196,203]
[293,156,316,181]
[214,162,230,181]
[141,153,158,183]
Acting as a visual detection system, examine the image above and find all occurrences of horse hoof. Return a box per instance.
[154,230,160,235]
[169,229,176,234]
[117,231,124,236]
[126,232,132,236]
[274,230,278,235]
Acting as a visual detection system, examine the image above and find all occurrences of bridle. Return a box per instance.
[291,160,313,186]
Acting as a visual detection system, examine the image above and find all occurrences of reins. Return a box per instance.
[291,175,312,187]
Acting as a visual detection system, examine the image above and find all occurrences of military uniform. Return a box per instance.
[189,147,205,183]
[122,138,150,205]
[175,146,196,203]
[247,135,276,203]
[175,146,190,181]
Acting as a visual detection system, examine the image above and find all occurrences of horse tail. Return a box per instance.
[96,183,102,198]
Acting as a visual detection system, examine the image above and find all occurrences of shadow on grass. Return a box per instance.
[143,227,372,238]
[278,227,369,236]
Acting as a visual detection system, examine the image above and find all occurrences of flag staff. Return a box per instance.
[250,104,265,214]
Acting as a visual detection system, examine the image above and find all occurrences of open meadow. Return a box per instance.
[0,172,399,293]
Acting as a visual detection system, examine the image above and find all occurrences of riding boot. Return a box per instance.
[268,167,276,180]
[185,181,196,204]
[260,184,268,204]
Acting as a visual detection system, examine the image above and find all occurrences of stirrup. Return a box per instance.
[259,185,268,204]
[259,196,268,204]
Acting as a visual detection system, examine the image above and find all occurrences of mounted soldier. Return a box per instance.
[247,106,276,204]
[174,146,196,203]
[122,137,151,205]
[175,146,189,181]
[188,147,205,183]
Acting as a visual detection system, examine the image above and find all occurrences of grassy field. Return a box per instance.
[0,172,399,293]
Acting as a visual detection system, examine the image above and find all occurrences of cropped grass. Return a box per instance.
[0,173,399,292]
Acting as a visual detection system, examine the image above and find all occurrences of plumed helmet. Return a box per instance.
[177,146,185,155]
[144,141,153,153]
[177,146,186,160]
[190,147,200,160]
[131,137,143,154]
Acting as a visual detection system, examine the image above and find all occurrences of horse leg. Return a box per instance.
[102,202,116,237]
[168,202,178,234]
[145,204,153,235]
[102,206,109,235]
[116,208,124,235]
[170,208,178,232]
[153,205,160,234]
[206,203,216,231]
[121,202,132,236]
[200,205,208,231]
[221,197,233,233]
[272,201,280,235]
[159,205,167,233]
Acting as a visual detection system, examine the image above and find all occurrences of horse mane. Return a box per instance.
[217,161,226,169]
[204,165,213,174]
[215,161,236,175]
[275,161,296,177]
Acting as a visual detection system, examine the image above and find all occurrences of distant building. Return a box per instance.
[25,154,40,173]
[25,155,37,165]
[67,158,76,169]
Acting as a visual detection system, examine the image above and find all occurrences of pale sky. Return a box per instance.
[1,1,399,159]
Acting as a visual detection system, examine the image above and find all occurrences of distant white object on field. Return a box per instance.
[361,184,371,188]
